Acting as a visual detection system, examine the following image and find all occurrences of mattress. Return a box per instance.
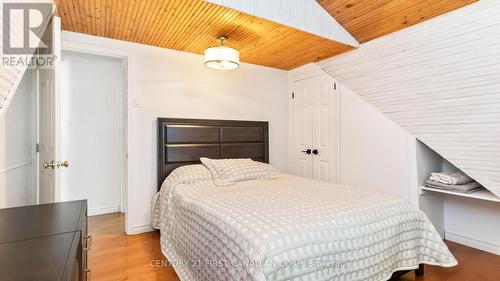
[152,164,457,281]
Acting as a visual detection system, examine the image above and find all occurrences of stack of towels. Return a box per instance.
[426,171,483,194]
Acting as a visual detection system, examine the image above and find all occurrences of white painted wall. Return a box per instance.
[339,86,413,201]
[444,197,500,255]
[62,31,289,234]
[0,70,37,208]
[60,51,123,216]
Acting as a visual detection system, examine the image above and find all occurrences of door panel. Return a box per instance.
[319,161,329,182]
[39,17,61,203]
[39,76,55,203]
[292,79,313,178]
[313,74,337,183]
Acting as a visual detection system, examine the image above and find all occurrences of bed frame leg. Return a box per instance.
[415,264,424,276]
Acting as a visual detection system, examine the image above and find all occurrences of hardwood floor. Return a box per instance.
[88,213,179,281]
[89,213,500,281]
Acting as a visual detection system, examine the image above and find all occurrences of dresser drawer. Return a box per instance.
[78,202,89,281]
[0,232,80,281]
[0,200,88,281]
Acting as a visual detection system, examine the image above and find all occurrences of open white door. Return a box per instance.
[38,17,62,204]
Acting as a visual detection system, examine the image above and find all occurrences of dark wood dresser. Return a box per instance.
[0,200,89,281]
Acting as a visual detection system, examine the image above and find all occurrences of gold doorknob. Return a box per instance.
[60,160,70,168]
[43,161,56,169]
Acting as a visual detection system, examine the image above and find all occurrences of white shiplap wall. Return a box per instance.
[318,0,500,198]
[0,0,52,112]
[0,67,20,108]
[206,0,359,47]
[0,0,26,110]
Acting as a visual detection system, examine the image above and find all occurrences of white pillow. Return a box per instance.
[200,158,278,186]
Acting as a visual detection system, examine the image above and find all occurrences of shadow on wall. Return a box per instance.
[0,70,36,208]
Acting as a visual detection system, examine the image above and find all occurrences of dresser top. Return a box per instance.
[0,200,86,244]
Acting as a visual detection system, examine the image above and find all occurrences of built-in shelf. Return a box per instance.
[420,186,500,203]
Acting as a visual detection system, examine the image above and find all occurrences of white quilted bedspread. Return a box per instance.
[152,165,457,281]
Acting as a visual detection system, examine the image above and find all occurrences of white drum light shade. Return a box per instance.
[204,37,240,70]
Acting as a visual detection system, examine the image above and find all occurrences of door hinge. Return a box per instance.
[292,92,295,99]
[334,83,337,90]
[36,143,40,153]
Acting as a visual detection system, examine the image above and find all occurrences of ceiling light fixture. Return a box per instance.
[204,36,240,70]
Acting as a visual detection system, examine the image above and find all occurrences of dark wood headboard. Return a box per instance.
[157,118,269,189]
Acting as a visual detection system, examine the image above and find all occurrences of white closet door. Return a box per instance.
[312,74,337,182]
[292,78,314,178]
[292,73,337,182]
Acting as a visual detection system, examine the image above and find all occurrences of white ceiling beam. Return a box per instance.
[205,0,359,48]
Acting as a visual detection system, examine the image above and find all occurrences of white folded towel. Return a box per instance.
[430,171,473,185]
[425,180,482,193]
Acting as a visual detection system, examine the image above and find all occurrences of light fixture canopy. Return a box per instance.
[204,36,240,70]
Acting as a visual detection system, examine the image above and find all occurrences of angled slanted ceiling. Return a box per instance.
[205,0,359,47]
[318,0,478,43]
[319,1,500,197]
[54,0,354,70]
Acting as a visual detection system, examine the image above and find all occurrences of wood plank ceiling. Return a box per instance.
[317,0,478,43]
[54,0,353,70]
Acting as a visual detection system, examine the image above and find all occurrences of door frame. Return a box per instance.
[60,40,132,233]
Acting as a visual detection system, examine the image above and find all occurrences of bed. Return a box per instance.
[152,118,457,281]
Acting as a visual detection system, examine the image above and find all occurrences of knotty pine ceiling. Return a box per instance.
[55,0,477,70]
[54,0,353,70]
[317,0,478,43]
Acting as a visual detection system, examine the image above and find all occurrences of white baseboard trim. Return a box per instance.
[88,205,120,216]
[127,224,154,235]
[445,231,500,255]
